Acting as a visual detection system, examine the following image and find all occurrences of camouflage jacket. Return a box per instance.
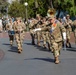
[41,20,66,42]
[63,19,72,32]
[6,22,14,31]
[13,22,26,32]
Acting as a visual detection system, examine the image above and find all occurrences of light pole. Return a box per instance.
[34,0,38,16]
[24,2,28,31]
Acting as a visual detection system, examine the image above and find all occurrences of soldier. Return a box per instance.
[13,17,26,53]
[33,12,66,64]
[6,19,15,46]
[45,17,53,51]
[63,14,73,48]
[72,19,76,44]
[2,18,6,32]
[36,14,42,46]
[41,17,47,48]
[29,18,36,45]
[46,8,56,51]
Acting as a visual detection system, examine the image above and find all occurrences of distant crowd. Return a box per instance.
[0,17,16,32]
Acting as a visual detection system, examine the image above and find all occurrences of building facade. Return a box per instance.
[7,0,20,4]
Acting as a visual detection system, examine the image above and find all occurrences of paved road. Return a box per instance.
[0,32,76,75]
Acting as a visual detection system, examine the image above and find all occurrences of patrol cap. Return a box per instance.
[36,14,40,17]
[36,14,41,19]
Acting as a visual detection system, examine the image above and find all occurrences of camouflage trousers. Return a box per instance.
[41,32,46,45]
[9,35,14,45]
[46,32,51,50]
[30,33,35,44]
[74,29,76,44]
[15,33,24,50]
[51,41,62,57]
[66,31,71,40]
[36,31,41,46]
[30,29,35,45]
[66,31,71,47]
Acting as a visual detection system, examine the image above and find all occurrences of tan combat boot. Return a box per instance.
[18,49,22,53]
[20,48,23,51]
[43,44,46,48]
[18,47,22,53]
[55,57,60,64]
[37,42,40,46]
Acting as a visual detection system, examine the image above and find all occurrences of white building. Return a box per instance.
[7,0,19,4]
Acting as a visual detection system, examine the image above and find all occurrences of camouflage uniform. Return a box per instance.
[63,15,72,47]
[34,18,66,64]
[45,20,52,51]
[33,8,66,64]
[72,20,76,44]
[41,18,47,48]
[29,18,36,45]
[42,20,66,64]
[6,19,14,46]
[36,14,42,46]
[41,17,53,51]
[13,17,26,53]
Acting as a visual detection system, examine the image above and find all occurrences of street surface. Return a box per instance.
[0,32,76,75]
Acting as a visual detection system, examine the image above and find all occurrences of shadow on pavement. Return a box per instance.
[33,58,54,63]
[24,42,51,52]
[2,43,18,53]
[65,47,76,52]
[8,46,18,53]
[24,57,54,63]
[2,43,10,46]
[24,42,33,45]
[34,45,51,52]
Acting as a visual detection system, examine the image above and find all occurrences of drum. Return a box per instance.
[8,30,15,35]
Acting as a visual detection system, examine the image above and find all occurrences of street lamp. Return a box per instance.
[34,0,38,16]
[24,2,28,21]
[24,2,28,31]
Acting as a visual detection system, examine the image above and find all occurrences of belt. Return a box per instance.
[15,31,23,33]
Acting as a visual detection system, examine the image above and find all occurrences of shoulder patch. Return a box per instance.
[52,23,57,29]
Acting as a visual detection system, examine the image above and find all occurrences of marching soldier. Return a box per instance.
[6,19,15,46]
[72,19,76,44]
[36,14,42,46]
[63,14,73,48]
[13,17,26,53]
[45,18,52,51]
[33,9,66,64]
[29,18,36,45]
[41,17,47,48]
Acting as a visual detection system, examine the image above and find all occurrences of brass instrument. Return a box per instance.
[47,8,56,17]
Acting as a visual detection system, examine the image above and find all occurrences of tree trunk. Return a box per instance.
[50,0,53,8]
[48,0,54,8]
[56,4,61,19]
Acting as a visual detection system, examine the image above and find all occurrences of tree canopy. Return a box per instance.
[8,1,26,18]
[53,0,76,17]
[0,0,9,16]
[1,0,76,18]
